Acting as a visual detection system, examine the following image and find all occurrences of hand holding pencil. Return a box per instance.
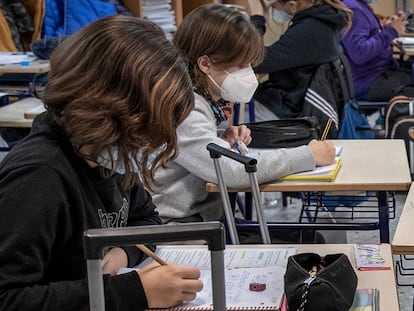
[136,244,168,265]
[136,245,203,309]
[308,139,335,166]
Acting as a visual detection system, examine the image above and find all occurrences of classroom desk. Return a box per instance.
[0,97,44,128]
[392,182,414,255]
[291,243,398,311]
[171,243,399,311]
[0,58,50,74]
[206,139,412,243]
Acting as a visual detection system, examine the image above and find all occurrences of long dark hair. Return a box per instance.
[42,15,194,189]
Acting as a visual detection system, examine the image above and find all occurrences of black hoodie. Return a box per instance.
[252,4,346,118]
[0,112,161,311]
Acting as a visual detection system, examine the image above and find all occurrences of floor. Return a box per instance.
[260,191,413,311]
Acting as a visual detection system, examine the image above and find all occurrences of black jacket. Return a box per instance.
[252,4,346,118]
[0,112,161,311]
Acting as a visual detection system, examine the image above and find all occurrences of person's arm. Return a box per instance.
[0,166,148,311]
[174,97,316,188]
[248,0,268,35]
[137,262,203,309]
[341,8,398,65]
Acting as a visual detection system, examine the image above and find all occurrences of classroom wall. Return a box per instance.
[370,1,397,16]
[368,0,413,15]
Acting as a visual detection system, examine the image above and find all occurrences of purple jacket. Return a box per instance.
[341,0,398,98]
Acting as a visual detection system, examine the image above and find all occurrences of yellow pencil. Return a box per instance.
[136,244,167,265]
[321,118,332,141]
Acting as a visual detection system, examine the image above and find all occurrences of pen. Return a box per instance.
[234,140,249,155]
[136,244,167,265]
[320,117,332,141]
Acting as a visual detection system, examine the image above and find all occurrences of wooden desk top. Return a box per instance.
[206,139,412,193]
[173,243,399,311]
[392,182,414,254]
[0,97,44,128]
[0,58,50,74]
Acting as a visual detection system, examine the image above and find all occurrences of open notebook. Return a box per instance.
[246,145,342,182]
[279,156,342,181]
[119,246,297,311]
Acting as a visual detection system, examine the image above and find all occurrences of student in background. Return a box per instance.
[151,4,335,243]
[0,15,202,311]
[247,0,352,121]
[341,0,411,101]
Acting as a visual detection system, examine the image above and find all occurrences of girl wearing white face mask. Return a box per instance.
[151,4,335,244]
[207,64,259,104]
[248,0,352,123]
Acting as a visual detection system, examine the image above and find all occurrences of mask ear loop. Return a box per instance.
[206,73,224,92]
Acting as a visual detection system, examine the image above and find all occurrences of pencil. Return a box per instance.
[320,117,332,141]
[136,244,167,265]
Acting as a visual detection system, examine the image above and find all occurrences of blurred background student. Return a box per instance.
[247,0,352,121]
[341,0,410,102]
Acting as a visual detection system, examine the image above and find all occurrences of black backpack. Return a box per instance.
[385,84,414,178]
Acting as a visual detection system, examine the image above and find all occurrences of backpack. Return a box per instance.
[384,84,414,177]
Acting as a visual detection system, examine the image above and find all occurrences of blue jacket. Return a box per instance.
[341,0,398,98]
[43,0,117,36]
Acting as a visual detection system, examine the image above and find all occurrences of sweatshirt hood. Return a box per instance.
[293,4,346,30]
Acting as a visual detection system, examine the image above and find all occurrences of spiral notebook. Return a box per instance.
[136,246,297,311]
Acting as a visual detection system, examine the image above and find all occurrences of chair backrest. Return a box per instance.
[303,55,354,139]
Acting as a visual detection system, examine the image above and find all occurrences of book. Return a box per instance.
[349,288,379,311]
[0,52,37,65]
[353,244,390,271]
[278,156,341,181]
[120,246,297,311]
[394,37,414,48]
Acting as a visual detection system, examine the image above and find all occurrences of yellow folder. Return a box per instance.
[279,157,342,181]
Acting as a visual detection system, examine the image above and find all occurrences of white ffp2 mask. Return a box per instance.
[271,8,293,23]
[208,66,258,103]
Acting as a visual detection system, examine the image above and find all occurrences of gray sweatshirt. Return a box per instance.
[152,93,315,223]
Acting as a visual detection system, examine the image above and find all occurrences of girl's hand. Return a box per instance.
[387,10,408,36]
[308,140,336,166]
[221,125,252,146]
[138,262,203,308]
[101,247,128,276]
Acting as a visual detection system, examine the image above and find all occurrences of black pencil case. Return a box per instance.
[244,117,320,148]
